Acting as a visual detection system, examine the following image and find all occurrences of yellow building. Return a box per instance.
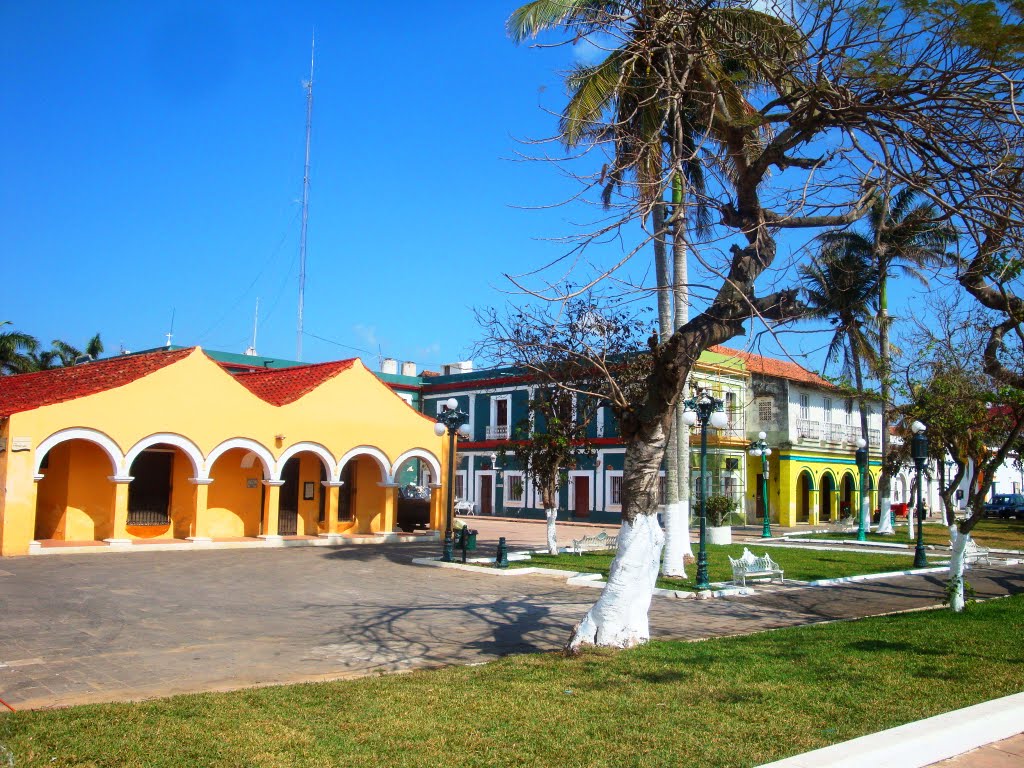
[0,348,447,556]
[729,348,882,527]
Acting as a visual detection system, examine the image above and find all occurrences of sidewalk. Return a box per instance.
[757,693,1024,768]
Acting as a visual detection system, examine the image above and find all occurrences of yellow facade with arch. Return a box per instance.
[0,348,448,556]
[763,451,880,527]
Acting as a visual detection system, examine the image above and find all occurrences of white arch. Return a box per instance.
[34,428,124,476]
[204,438,275,481]
[390,449,442,484]
[124,433,204,478]
[337,445,391,483]
[276,441,337,481]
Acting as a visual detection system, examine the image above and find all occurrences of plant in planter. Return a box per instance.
[705,495,737,544]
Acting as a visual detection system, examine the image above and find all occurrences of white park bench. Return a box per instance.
[963,538,992,566]
[570,531,619,555]
[729,547,784,586]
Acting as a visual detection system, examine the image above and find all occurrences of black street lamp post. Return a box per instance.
[434,397,470,563]
[682,387,729,591]
[748,431,772,539]
[911,420,929,568]
[855,438,869,542]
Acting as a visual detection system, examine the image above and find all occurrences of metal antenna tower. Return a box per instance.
[296,33,314,361]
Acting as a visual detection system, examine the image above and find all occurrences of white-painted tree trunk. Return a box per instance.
[661,500,688,578]
[908,506,916,540]
[545,508,558,555]
[860,494,871,536]
[566,515,664,653]
[948,526,969,612]
[876,497,894,534]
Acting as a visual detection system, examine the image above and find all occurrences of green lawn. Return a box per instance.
[3,596,1023,767]
[512,544,921,590]
[793,517,1024,551]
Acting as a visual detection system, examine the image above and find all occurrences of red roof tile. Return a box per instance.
[709,345,834,389]
[232,359,356,406]
[0,348,194,418]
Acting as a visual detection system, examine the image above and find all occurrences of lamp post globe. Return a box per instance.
[682,387,727,591]
[910,421,929,568]
[435,400,469,563]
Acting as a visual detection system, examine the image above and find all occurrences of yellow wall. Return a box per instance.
[1,349,447,555]
[207,448,263,537]
[34,442,70,539]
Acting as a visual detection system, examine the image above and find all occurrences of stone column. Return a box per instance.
[318,480,344,541]
[187,477,214,544]
[259,480,285,544]
[105,475,134,546]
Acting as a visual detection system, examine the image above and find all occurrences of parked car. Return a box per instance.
[984,493,1024,519]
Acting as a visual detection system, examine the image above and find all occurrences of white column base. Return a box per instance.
[187,536,213,545]
[258,534,285,546]
[103,538,133,547]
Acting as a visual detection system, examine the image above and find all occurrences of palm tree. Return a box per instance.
[510,0,801,576]
[801,245,880,453]
[0,322,39,375]
[818,187,954,530]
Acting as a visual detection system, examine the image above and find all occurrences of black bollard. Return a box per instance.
[496,536,509,568]
[459,526,469,564]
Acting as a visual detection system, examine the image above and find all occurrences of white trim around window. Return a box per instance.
[504,470,525,507]
[605,470,624,512]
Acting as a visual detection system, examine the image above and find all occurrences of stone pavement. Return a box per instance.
[0,517,1021,726]
[929,734,1024,767]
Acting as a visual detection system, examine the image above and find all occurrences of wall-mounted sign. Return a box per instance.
[246,478,259,489]
[11,438,31,452]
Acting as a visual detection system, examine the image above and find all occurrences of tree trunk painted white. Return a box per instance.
[876,497,894,534]
[567,514,664,653]
[661,500,688,578]
[860,493,871,537]
[545,507,558,555]
[948,525,969,612]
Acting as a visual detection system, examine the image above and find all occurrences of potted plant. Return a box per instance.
[705,494,737,545]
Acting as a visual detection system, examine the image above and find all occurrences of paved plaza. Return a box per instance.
[1,518,1022,714]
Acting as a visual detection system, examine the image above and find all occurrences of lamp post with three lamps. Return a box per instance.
[748,432,772,539]
[682,387,729,591]
[910,420,929,568]
[855,438,869,542]
[434,398,470,562]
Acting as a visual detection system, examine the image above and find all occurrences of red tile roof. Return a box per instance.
[232,359,356,406]
[0,348,194,418]
[709,345,834,389]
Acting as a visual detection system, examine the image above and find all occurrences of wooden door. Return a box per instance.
[574,476,590,518]
[480,476,493,515]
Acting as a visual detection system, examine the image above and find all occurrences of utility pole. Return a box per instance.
[296,33,314,361]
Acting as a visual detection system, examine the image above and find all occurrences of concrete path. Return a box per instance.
[0,518,1021,714]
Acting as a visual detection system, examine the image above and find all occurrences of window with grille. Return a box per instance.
[758,398,774,423]
[610,475,623,505]
[505,472,524,503]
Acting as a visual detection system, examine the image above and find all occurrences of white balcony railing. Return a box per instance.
[869,428,881,448]
[485,424,509,441]
[797,419,822,440]
[846,426,860,444]
[826,424,845,443]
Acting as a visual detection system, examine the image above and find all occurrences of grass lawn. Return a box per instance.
[793,517,1024,551]
[511,544,920,590]
[3,596,1023,768]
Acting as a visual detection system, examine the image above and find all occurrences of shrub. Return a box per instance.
[705,494,737,527]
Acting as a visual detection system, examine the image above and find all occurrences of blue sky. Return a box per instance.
[2,1,913,376]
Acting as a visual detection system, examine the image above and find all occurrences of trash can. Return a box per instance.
[466,530,478,551]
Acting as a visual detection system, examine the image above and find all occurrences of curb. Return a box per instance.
[757,691,1024,767]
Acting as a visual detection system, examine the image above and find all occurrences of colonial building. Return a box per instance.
[0,348,446,556]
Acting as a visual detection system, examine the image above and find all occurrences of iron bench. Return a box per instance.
[570,531,619,555]
[963,538,992,566]
[729,547,784,586]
